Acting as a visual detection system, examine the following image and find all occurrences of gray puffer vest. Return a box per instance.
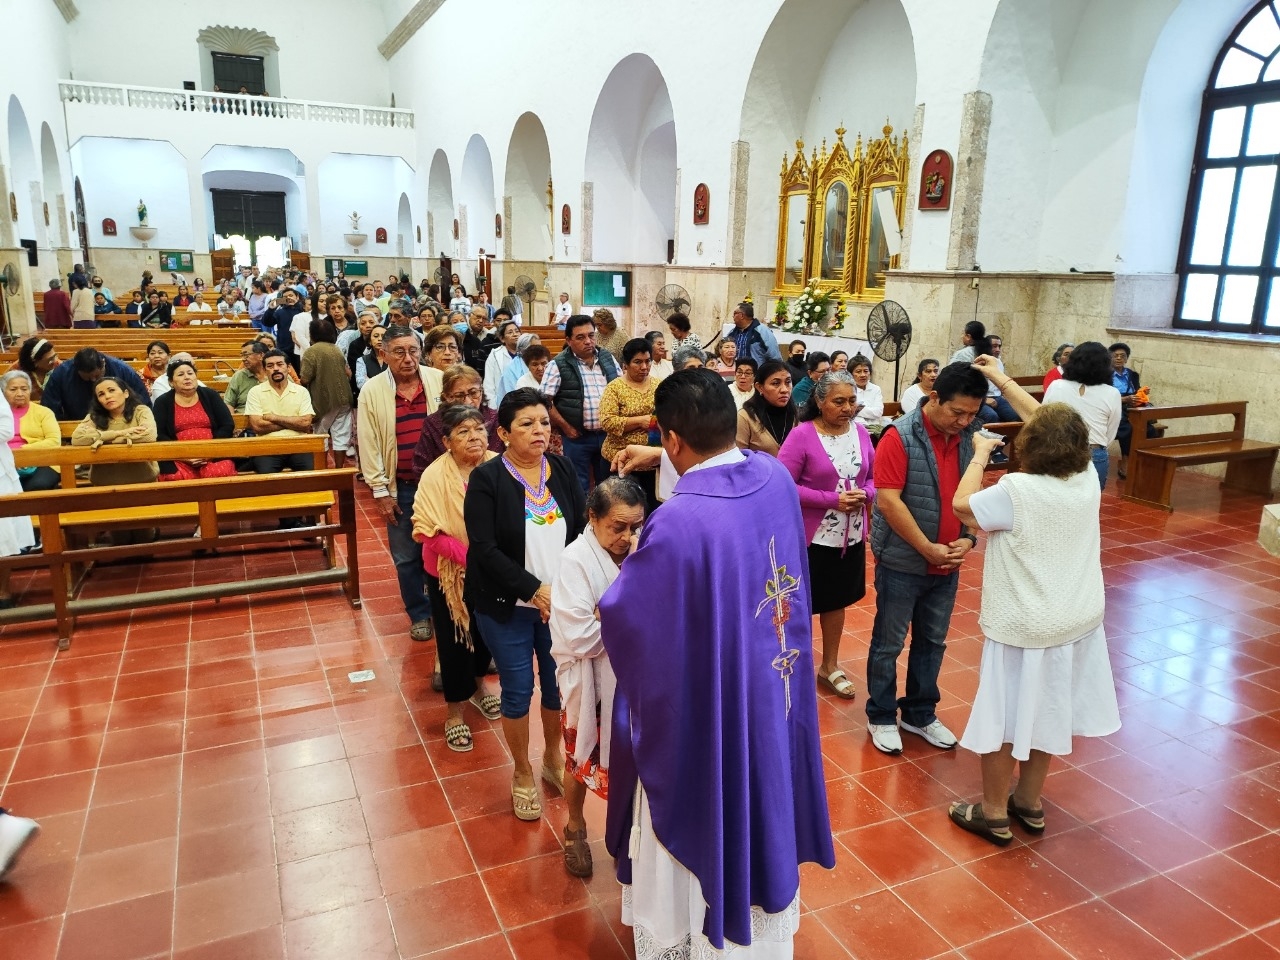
[551,347,619,431]
[870,405,976,575]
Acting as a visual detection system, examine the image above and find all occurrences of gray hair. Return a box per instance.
[441,404,486,437]
[811,370,857,407]
[383,324,418,344]
[1052,342,1075,364]
[586,475,647,519]
[516,333,541,355]
[1,370,32,391]
[672,346,705,370]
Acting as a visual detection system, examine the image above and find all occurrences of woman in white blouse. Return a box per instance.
[850,354,887,439]
[1042,341,1122,490]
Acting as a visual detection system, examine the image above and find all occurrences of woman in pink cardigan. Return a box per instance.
[778,371,876,701]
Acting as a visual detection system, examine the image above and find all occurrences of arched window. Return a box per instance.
[1177,1,1280,333]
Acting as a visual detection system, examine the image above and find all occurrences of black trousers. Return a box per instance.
[425,573,492,704]
[20,467,60,492]
[252,452,313,474]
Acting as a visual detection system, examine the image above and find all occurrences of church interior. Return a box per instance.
[1,0,1280,957]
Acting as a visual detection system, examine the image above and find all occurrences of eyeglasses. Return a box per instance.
[388,348,422,360]
[445,387,484,403]
[430,343,458,352]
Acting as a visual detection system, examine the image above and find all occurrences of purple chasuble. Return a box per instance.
[600,450,835,949]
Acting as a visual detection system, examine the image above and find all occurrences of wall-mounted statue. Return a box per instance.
[495,213,503,239]
[561,204,571,235]
[693,183,710,224]
[102,218,117,237]
[375,227,388,244]
[918,150,953,211]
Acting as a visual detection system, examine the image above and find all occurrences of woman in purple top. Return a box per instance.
[778,370,876,701]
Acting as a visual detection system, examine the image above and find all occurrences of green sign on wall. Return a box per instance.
[159,251,194,272]
[343,260,369,277]
[582,270,632,307]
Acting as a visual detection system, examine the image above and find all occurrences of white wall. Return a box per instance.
[66,0,392,106]
[316,153,415,257]
[71,138,193,249]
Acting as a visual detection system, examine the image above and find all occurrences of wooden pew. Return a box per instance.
[1122,402,1278,511]
[58,415,250,440]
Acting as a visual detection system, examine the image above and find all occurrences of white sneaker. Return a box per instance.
[0,812,40,880]
[867,723,903,755]
[901,719,958,749]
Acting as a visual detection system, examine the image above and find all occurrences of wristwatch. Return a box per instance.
[960,533,977,546]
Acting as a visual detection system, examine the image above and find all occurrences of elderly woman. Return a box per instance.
[412,405,502,752]
[550,476,646,877]
[671,346,704,371]
[13,338,61,404]
[830,350,849,373]
[464,388,587,822]
[850,354,887,438]
[483,320,522,405]
[413,365,503,475]
[301,319,354,468]
[2,371,60,492]
[645,331,673,381]
[0,386,36,606]
[707,339,737,379]
[898,358,939,417]
[424,325,463,372]
[1043,342,1122,489]
[779,371,876,702]
[946,366,1119,846]
[70,378,158,486]
[1042,343,1074,392]
[600,339,658,508]
[139,340,171,395]
[593,308,627,359]
[152,359,237,481]
[736,359,796,455]
[665,312,701,353]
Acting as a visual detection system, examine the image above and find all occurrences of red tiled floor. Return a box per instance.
[2,477,1279,956]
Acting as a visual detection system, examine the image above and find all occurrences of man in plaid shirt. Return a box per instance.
[539,314,620,492]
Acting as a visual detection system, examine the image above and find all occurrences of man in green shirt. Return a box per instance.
[224,340,269,414]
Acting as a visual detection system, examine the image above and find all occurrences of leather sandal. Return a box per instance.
[511,779,542,821]
[1007,795,1046,834]
[948,801,1014,847]
[819,669,857,700]
[563,825,593,877]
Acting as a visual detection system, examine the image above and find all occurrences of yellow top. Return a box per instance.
[599,375,656,461]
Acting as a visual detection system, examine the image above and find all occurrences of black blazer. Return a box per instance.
[152,386,236,474]
[464,452,586,621]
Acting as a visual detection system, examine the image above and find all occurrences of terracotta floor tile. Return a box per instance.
[19,810,85,868]
[1169,853,1280,928]
[177,817,275,886]
[347,743,436,795]
[0,770,95,818]
[172,925,285,960]
[179,740,267,789]
[179,776,271,831]
[440,766,525,821]
[273,797,369,864]
[1092,805,1217,871]
[1037,900,1177,960]
[173,865,282,952]
[817,889,951,960]
[1107,875,1246,956]
[416,933,518,960]
[360,780,455,841]
[896,865,1025,948]
[386,873,502,957]
[184,707,263,752]
[962,846,1094,921]
[0,859,75,928]
[826,775,898,833]
[265,732,346,774]
[1224,832,1280,886]
[1031,826,1158,895]
[98,720,185,767]
[959,923,1076,960]
[1148,788,1271,849]
[9,734,104,782]
[269,758,357,815]
[458,809,562,871]
[1198,935,1280,960]
[1040,765,1141,823]
[67,837,177,911]
[372,823,473,896]
[799,836,885,910]
[56,890,173,960]
[80,792,179,855]
[481,851,594,928]
[22,703,112,745]
[278,844,382,921]
[107,692,187,731]
[504,905,627,960]
[0,916,63,960]
[283,899,398,960]
[843,818,956,886]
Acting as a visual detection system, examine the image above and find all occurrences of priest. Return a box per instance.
[602,368,834,957]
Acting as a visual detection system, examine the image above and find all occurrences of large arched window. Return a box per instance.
[1177,1,1280,333]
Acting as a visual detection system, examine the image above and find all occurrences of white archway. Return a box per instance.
[6,96,40,244]
[39,123,65,247]
[427,149,454,257]
[397,192,412,258]
[460,134,496,258]
[584,54,677,265]
[504,112,553,261]
[737,0,917,267]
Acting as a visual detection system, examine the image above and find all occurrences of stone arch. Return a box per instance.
[397,192,412,258]
[39,123,65,247]
[584,54,677,264]
[737,0,917,267]
[427,149,453,257]
[6,96,40,244]
[460,134,496,258]
[503,112,552,261]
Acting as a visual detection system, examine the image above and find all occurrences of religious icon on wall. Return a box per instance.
[918,150,953,211]
[452,219,459,240]
[561,204,571,235]
[375,227,388,244]
[8,193,16,221]
[693,183,710,225]
[416,225,421,243]
[495,213,503,239]
[102,218,117,236]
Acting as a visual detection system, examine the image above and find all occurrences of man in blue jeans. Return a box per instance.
[865,362,988,754]
[540,314,619,492]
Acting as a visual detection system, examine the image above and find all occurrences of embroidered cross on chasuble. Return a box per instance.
[756,536,802,716]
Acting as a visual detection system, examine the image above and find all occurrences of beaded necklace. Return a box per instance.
[502,455,560,524]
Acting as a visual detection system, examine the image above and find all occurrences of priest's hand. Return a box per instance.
[613,445,661,476]
[971,355,1001,379]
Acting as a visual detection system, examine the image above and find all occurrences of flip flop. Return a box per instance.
[819,669,857,700]
[512,779,542,821]
[541,761,565,797]
[948,801,1013,847]
[444,719,473,753]
[469,692,502,721]
[1007,795,1046,834]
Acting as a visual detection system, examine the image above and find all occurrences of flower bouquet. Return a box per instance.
[780,278,835,334]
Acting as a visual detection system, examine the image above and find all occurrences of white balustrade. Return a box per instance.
[59,80,413,129]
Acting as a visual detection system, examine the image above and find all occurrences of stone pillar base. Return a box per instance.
[1260,504,1280,557]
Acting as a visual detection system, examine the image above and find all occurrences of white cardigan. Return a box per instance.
[355,365,443,499]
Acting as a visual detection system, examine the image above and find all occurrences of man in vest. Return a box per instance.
[728,301,782,368]
[865,361,988,755]
[540,313,619,492]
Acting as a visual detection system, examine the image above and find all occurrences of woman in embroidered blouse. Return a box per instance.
[736,359,796,456]
[152,359,237,481]
[412,405,502,753]
[779,371,875,703]
[599,339,658,509]
[464,388,587,823]
[947,370,1119,847]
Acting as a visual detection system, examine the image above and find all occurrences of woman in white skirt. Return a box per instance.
[947,367,1120,846]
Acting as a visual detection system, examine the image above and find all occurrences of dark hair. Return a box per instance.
[743,359,796,422]
[522,343,551,364]
[18,337,57,375]
[971,335,994,359]
[735,356,759,375]
[497,387,549,431]
[309,318,339,344]
[72,347,105,375]
[1108,342,1131,359]
[964,320,986,340]
[805,351,830,374]
[799,370,857,422]
[564,314,595,339]
[829,349,848,366]
[241,339,268,354]
[911,357,940,384]
[932,362,989,403]
[666,312,691,334]
[495,318,516,337]
[88,377,142,430]
[788,339,807,351]
[1017,403,1091,478]
[263,349,289,365]
[1062,341,1112,387]
[1052,342,1075,364]
[736,302,755,319]
[441,403,485,437]
[620,338,652,365]
[586,475,647,519]
[654,369,737,454]
[849,353,872,373]
[166,358,198,380]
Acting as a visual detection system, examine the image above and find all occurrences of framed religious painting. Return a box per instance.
[561,204,571,235]
[693,183,709,224]
[918,149,953,210]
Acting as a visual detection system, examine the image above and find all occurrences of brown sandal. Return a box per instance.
[563,825,593,877]
[948,801,1013,847]
[1007,795,1046,834]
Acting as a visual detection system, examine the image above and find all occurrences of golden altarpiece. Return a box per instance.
[772,124,910,303]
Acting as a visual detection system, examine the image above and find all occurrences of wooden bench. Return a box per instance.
[1122,402,1279,511]
[57,414,250,441]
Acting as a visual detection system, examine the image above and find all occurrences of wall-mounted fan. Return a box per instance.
[867,300,912,400]
[654,284,691,321]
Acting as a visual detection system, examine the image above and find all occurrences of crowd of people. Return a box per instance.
[0,276,1134,958]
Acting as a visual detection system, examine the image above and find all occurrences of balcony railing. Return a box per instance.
[58,81,414,129]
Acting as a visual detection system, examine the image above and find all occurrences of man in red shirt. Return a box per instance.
[865,362,988,755]
[41,279,72,329]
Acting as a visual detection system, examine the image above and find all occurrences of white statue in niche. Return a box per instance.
[349,211,361,231]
